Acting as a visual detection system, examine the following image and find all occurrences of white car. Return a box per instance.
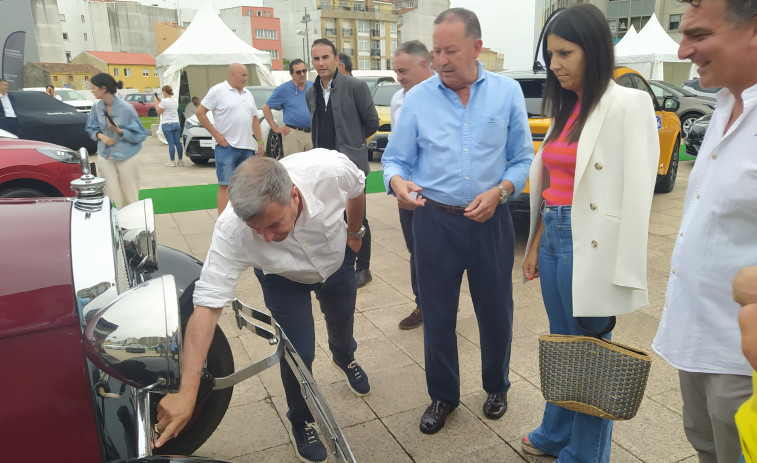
[23,87,93,113]
[182,86,284,164]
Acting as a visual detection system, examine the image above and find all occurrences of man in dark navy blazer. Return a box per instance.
[0,79,19,136]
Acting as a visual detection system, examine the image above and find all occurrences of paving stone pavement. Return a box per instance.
[138,136,698,462]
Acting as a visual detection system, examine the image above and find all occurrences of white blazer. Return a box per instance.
[524,81,659,317]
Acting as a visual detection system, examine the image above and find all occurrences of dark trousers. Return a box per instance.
[254,246,358,424]
[0,117,19,136]
[413,203,515,406]
[398,207,420,307]
[356,192,371,271]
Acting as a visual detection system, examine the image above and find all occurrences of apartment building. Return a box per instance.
[220,6,284,70]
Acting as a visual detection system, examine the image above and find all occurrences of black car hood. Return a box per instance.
[11,91,97,153]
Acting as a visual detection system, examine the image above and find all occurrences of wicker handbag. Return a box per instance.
[538,317,652,420]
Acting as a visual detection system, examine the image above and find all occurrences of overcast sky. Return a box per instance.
[145,0,539,70]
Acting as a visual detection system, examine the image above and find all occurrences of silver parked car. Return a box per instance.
[182,85,284,164]
[649,80,716,136]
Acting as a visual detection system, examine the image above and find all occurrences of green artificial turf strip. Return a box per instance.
[140,116,159,129]
[140,171,387,214]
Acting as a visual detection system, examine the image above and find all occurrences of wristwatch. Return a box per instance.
[496,184,509,205]
[347,225,366,239]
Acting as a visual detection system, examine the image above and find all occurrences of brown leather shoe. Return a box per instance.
[398,307,422,330]
[483,393,507,419]
[420,400,455,434]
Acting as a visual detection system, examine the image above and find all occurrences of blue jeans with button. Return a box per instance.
[528,204,614,463]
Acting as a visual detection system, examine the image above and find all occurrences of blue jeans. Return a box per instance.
[254,246,358,425]
[162,122,182,161]
[214,144,254,185]
[528,204,614,463]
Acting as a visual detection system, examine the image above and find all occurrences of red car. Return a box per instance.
[123,92,158,117]
[0,132,84,198]
[0,152,356,462]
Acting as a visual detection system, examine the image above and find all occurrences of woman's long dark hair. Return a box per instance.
[542,3,615,144]
[90,72,123,95]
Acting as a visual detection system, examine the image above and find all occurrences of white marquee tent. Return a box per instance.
[156,4,274,102]
[614,14,695,84]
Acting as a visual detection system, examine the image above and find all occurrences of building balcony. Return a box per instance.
[370,49,381,56]
[343,29,353,36]
[325,28,337,36]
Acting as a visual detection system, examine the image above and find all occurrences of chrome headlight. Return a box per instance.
[82,275,182,391]
[118,199,158,273]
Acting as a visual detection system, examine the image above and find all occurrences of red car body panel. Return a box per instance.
[0,200,103,461]
[0,138,83,197]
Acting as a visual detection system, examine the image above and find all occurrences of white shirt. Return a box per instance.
[158,96,179,124]
[193,149,366,309]
[53,94,62,101]
[390,87,404,127]
[1,93,16,118]
[201,81,258,150]
[653,83,757,376]
[320,79,333,106]
[184,101,198,119]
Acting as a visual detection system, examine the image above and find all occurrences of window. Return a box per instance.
[669,14,682,30]
[53,75,59,82]
[255,29,278,39]
[65,52,71,61]
[320,0,330,8]
[265,49,280,59]
[63,33,69,40]
[265,11,271,17]
[154,69,158,76]
[353,3,363,11]
[81,15,85,23]
[390,23,397,37]
[69,75,74,81]
[59,14,66,22]
[84,76,89,81]
[390,40,397,54]
[340,1,348,10]
[357,20,369,35]
[83,33,88,40]
[124,68,132,77]
[358,39,370,55]
[145,87,152,93]
[257,10,262,16]
[371,60,381,70]
[113,68,119,76]
[358,58,369,70]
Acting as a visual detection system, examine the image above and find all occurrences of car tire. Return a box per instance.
[189,157,209,165]
[680,112,703,137]
[266,130,284,160]
[0,186,51,198]
[656,138,680,194]
[148,108,158,118]
[152,325,234,456]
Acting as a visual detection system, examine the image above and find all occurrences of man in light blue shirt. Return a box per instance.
[263,59,313,157]
[382,7,532,435]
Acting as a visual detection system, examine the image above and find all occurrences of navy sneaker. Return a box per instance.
[333,358,371,396]
[289,421,327,463]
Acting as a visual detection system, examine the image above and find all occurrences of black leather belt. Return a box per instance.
[424,197,467,216]
[286,124,311,133]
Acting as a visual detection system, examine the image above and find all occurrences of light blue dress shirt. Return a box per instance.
[266,80,313,129]
[382,62,533,206]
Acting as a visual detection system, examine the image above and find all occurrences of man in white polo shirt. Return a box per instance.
[196,63,266,214]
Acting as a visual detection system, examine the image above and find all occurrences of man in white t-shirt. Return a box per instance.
[652,1,757,462]
[196,63,266,214]
[183,96,199,120]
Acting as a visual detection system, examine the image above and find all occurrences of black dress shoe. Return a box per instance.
[355,268,372,288]
[483,393,507,419]
[420,400,455,434]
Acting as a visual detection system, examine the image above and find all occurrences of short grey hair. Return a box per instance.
[680,0,757,25]
[227,157,293,221]
[434,8,482,40]
[395,40,430,60]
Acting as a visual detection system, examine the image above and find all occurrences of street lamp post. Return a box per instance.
[301,7,312,67]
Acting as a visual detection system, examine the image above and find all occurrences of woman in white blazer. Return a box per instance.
[520,5,658,463]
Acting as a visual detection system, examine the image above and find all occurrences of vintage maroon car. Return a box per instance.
[0,132,84,198]
[0,151,355,462]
